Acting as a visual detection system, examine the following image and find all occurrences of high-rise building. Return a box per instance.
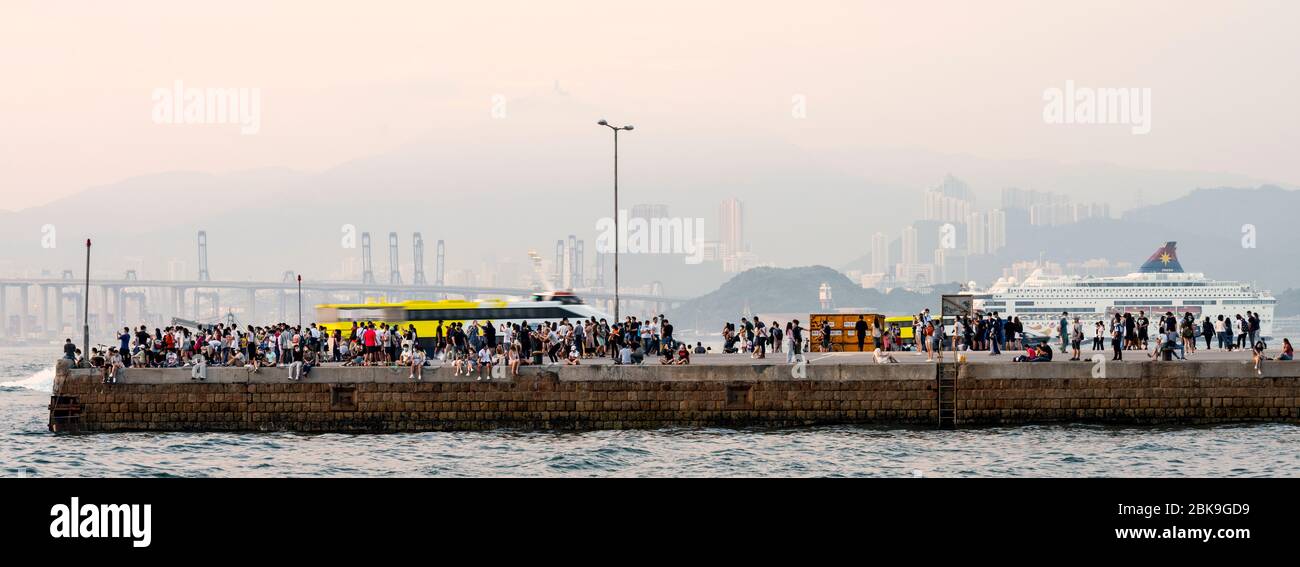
[1001,187,1068,210]
[719,198,746,272]
[965,209,1007,255]
[1004,188,1111,227]
[894,263,934,288]
[901,225,918,266]
[966,213,987,256]
[922,175,975,223]
[935,174,975,201]
[719,198,744,256]
[870,232,890,274]
[989,209,1007,252]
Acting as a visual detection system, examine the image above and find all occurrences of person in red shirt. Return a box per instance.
[674,343,690,365]
[363,324,378,366]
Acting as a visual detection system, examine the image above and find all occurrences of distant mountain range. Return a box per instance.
[670,266,958,330]
[0,87,1290,299]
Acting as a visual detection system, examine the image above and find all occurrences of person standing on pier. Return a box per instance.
[791,320,804,361]
[1069,317,1083,361]
[1215,315,1229,351]
[1059,312,1070,351]
[995,315,1004,351]
[1202,317,1214,351]
[1111,314,1124,361]
[1136,311,1149,350]
[117,328,132,368]
[1248,311,1262,348]
[855,316,868,352]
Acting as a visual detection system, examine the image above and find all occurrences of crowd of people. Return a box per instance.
[63,308,1296,382]
[714,308,1296,372]
[720,318,806,362]
[921,308,1294,374]
[65,314,697,384]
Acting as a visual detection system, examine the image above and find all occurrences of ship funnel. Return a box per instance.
[1138,241,1184,273]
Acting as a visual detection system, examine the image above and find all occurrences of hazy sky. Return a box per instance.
[2,0,1298,211]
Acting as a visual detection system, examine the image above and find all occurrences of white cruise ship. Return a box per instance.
[967,242,1276,338]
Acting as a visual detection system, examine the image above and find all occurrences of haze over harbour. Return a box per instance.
[4,1,1300,305]
[4,0,1300,487]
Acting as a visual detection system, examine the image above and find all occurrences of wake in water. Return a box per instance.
[0,367,55,393]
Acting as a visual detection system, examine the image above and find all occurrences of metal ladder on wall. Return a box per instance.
[937,362,957,429]
[48,395,82,433]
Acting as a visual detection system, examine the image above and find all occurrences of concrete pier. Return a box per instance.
[49,359,1300,433]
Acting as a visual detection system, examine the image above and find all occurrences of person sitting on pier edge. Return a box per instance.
[1014,343,1052,362]
[693,342,707,355]
[1154,327,1183,361]
[1280,339,1294,361]
[674,342,691,365]
[299,345,317,380]
[659,347,674,365]
[873,347,898,364]
[1252,340,1270,375]
[63,338,76,360]
[1033,343,1053,362]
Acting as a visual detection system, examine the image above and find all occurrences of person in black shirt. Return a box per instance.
[791,320,804,359]
[1136,311,1149,349]
[855,316,868,352]
[62,338,76,360]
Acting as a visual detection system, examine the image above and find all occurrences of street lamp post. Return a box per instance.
[297,274,302,328]
[83,239,91,357]
[597,119,633,322]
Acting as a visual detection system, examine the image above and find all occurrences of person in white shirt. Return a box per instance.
[873,348,899,364]
[476,346,493,380]
[409,347,426,381]
[190,352,207,381]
